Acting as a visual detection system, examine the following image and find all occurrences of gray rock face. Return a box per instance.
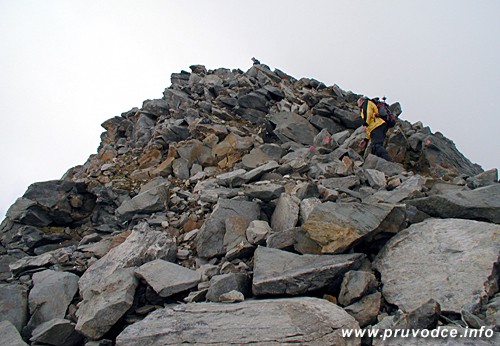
[30,318,81,346]
[115,181,170,220]
[76,224,176,339]
[364,174,426,204]
[269,112,319,145]
[271,193,300,232]
[76,267,138,340]
[344,292,382,327]
[302,202,406,254]
[0,284,28,332]
[252,246,365,296]
[223,216,254,260]
[206,273,251,302]
[5,180,95,227]
[135,259,201,298]
[374,218,500,312]
[116,297,361,346]
[243,182,285,201]
[407,184,500,224]
[363,154,405,177]
[26,270,79,334]
[0,320,28,346]
[339,270,378,306]
[196,198,260,259]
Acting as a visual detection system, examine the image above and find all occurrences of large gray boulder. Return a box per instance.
[407,184,500,224]
[116,297,361,345]
[5,180,95,227]
[0,320,28,346]
[26,270,79,335]
[195,198,260,259]
[269,112,319,145]
[76,267,138,340]
[135,259,201,298]
[271,193,300,232]
[0,284,28,332]
[76,223,176,339]
[252,246,365,296]
[115,180,170,221]
[373,218,500,313]
[302,202,406,254]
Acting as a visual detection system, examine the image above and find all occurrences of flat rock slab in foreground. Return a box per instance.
[116,297,360,346]
[374,218,500,312]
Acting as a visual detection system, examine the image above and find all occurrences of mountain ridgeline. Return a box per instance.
[0,63,499,345]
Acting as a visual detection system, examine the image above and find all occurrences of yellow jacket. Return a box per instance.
[360,100,385,140]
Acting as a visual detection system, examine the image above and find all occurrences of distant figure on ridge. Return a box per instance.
[251,57,261,65]
[357,97,392,161]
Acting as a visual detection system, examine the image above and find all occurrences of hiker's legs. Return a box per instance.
[371,125,392,161]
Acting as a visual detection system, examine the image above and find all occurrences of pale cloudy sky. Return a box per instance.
[1,0,499,218]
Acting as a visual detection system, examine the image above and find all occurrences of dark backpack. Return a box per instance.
[363,97,397,128]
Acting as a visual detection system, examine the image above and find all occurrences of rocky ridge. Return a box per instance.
[0,63,499,345]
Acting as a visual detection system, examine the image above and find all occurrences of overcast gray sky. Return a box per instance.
[1,0,499,218]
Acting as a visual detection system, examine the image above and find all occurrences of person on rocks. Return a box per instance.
[357,97,392,161]
[251,57,261,65]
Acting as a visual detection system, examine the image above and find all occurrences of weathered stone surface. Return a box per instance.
[467,168,498,188]
[30,318,82,346]
[407,184,500,223]
[196,198,260,259]
[344,292,381,327]
[9,246,76,277]
[339,270,378,306]
[252,246,365,296]
[245,220,272,245]
[321,176,360,190]
[116,297,361,346]
[364,169,387,189]
[269,112,319,145]
[76,223,176,339]
[419,132,483,178]
[243,182,285,201]
[115,181,170,220]
[5,180,95,227]
[0,320,28,346]
[373,218,500,312]
[302,202,406,254]
[300,197,322,224]
[26,269,79,334]
[271,193,300,232]
[135,259,201,298]
[216,169,247,187]
[242,160,279,182]
[363,154,405,176]
[78,224,176,296]
[76,267,138,340]
[223,216,254,260]
[364,174,426,204]
[206,273,251,302]
[0,284,28,332]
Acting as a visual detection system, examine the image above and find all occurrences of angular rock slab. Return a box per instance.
[0,320,28,346]
[76,223,176,339]
[27,269,79,333]
[373,218,500,313]
[0,284,28,332]
[407,184,500,224]
[195,198,260,258]
[252,246,365,296]
[135,259,201,298]
[116,297,360,346]
[302,202,406,254]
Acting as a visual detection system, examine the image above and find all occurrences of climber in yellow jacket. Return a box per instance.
[357,97,392,161]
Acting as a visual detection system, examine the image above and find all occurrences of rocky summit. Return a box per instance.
[0,62,499,345]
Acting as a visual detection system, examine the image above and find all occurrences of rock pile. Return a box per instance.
[0,62,498,345]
